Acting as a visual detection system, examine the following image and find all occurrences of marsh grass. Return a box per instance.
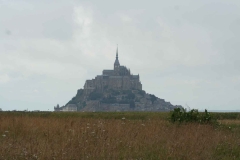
[0,112,240,159]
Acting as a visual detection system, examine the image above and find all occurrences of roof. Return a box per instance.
[132,75,139,79]
[114,58,120,66]
[114,47,120,66]
[103,70,114,72]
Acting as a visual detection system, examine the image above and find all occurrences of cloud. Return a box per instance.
[119,14,132,23]
[0,1,240,111]
[0,74,10,83]
[5,30,11,35]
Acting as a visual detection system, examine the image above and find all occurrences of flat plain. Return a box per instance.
[0,112,240,159]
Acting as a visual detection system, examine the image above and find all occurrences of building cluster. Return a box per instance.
[84,47,142,95]
[54,48,142,112]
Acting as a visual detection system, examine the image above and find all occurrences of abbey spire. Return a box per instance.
[114,45,120,69]
[116,45,118,59]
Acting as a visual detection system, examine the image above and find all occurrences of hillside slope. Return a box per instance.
[65,89,182,111]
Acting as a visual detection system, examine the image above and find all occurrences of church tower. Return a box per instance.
[114,46,120,71]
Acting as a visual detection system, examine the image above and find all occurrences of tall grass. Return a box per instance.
[0,112,239,159]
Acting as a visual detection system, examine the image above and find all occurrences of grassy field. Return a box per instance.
[0,112,240,159]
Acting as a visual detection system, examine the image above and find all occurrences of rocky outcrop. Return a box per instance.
[55,48,182,112]
[62,89,182,112]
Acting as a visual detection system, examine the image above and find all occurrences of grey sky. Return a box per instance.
[0,0,240,111]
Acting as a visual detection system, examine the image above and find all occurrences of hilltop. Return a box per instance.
[54,47,182,111]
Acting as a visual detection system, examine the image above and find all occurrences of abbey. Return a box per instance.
[84,47,142,95]
[54,47,182,112]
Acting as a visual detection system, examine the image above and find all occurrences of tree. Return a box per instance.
[89,92,103,100]
[127,92,135,99]
[149,94,157,104]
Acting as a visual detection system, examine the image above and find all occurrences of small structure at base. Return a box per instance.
[54,104,77,112]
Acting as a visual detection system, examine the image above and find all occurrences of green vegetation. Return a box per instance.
[149,94,157,104]
[101,96,117,104]
[170,108,212,123]
[66,89,84,105]
[126,92,135,99]
[138,90,146,96]
[88,92,103,100]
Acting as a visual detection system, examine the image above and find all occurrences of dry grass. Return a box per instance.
[0,113,240,159]
[218,120,240,125]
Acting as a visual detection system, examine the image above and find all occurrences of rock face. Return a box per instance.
[54,48,182,112]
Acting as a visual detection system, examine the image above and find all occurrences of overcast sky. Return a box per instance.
[0,0,240,111]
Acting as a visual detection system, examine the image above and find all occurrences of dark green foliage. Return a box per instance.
[138,90,146,96]
[67,97,76,104]
[170,108,212,123]
[72,97,76,101]
[76,89,84,96]
[126,92,135,99]
[66,89,84,105]
[67,97,77,105]
[149,94,157,104]
[101,96,117,104]
[88,92,103,100]
[202,109,212,122]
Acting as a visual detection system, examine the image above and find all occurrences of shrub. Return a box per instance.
[126,92,135,99]
[170,108,212,123]
[138,90,146,96]
[89,92,103,100]
[149,94,157,104]
[101,96,117,104]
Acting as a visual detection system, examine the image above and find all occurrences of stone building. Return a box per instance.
[54,104,77,112]
[84,47,142,95]
[54,47,182,112]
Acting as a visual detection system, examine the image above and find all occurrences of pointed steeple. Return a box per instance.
[114,45,120,68]
[116,45,118,59]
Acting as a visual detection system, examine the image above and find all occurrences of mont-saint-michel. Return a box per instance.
[54,48,182,112]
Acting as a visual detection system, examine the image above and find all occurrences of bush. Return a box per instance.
[138,90,146,96]
[76,89,84,96]
[149,94,157,104]
[101,96,117,104]
[126,92,135,99]
[170,108,212,123]
[89,92,103,100]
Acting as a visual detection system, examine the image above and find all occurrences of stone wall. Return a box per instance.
[84,74,142,95]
